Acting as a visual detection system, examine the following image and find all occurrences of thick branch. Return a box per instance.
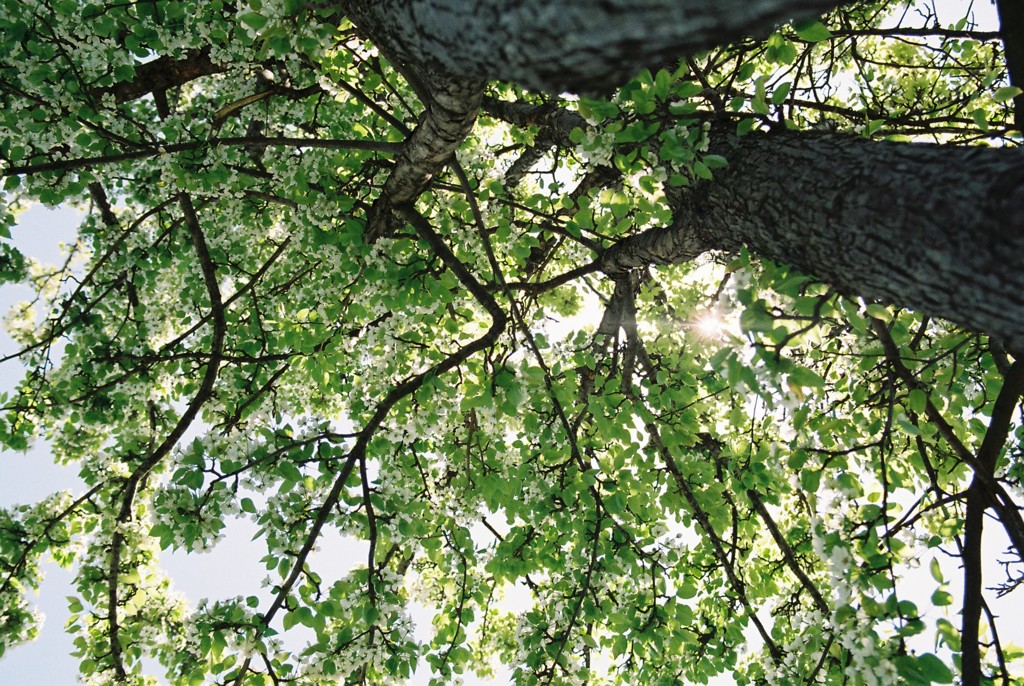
[92,48,223,105]
[602,130,1024,350]
[481,96,587,145]
[341,0,844,94]
[365,76,485,240]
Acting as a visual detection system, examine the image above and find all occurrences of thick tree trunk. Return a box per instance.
[340,0,843,94]
[600,130,1024,350]
[997,0,1024,131]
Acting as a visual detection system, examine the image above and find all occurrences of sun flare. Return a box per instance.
[693,311,728,340]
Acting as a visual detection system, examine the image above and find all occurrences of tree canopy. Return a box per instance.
[1,0,1023,684]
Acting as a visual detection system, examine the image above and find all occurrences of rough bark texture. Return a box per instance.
[94,48,222,104]
[997,0,1024,130]
[482,97,591,186]
[482,97,587,141]
[602,130,1024,350]
[340,0,844,94]
[365,75,485,240]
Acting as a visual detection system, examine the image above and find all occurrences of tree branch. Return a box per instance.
[961,359,1024,686]
[4,137,400,177]
[106,192,226,677]
[341,0,845,94]
[91,47,223,105]
[365,75,485,240]
[870,320,1024,563]
[602,130,1024,350]
[231,205,508,684]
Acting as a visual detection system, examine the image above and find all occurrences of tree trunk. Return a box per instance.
[342,3,1024,349]
[600,130,1024,350]
[340,0,843,94]
[997,0,1024,131]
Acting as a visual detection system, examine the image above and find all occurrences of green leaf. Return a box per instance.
[994,86,1022,103]
[864,303,891,322]
[239,12,269,31]
[794,20,832,42]
[918,653,954,683]
[692,160,713,180]
[771,81,792,106]
[777,41,797,65]
[789,366,825,389]
[929,557,943,583]
[702,154,728,169]
[277,461,303,483]
[970,108,989,131]
[801,469,821,492]
[674,81,703,99]
[908,389,927,414]
[579,98,619,120]
[740,301,774,332]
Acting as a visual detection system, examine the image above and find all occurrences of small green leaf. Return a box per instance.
[864,303,891,322]
[363,605,380,625]
[692,160,713,180]
[702,154,728,169]
[929,557,943,583]
[776,41,797,65]
[894,656,929,685]
[277,460,303,483]
[771,81,792,106]
[674,81,703,99]
[240,12,269,31]
[994,86,1022,103]
[908,389,927,414]
[789,366,825,389]
[801,469,821,493]
[740,301,774,332]
[971,108,989,131]
[794,20,832,42]
[917,653,954,683]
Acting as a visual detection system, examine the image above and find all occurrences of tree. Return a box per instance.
[1,0,1023,684]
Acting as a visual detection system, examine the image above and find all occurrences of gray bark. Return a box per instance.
[600,130,1024,350]
[340,0,844,94]
[997,0,1024,130]
[366,75,484,240]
